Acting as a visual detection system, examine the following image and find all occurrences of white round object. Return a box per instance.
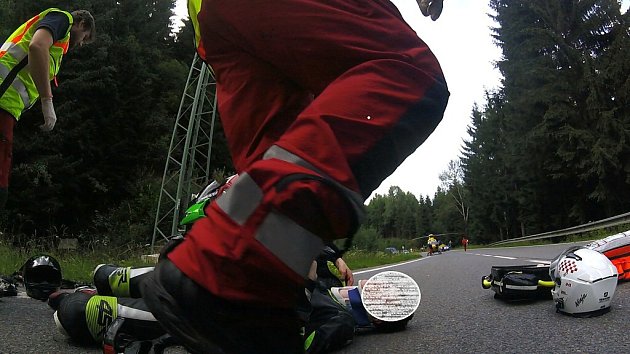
[361,271,421,322]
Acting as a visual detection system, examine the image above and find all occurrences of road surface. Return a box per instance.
[1,243,628,353]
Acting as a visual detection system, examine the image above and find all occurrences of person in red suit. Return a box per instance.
[142,1,450,353]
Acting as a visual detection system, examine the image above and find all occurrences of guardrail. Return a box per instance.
[487,211,630,246]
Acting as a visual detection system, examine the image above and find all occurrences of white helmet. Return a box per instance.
[549,246,618,317]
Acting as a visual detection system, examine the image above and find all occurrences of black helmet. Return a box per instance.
[22,255,62,300]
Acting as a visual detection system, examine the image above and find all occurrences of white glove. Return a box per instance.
[418,0,444,21]
[40,97,57,132]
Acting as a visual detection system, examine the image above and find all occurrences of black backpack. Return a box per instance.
[482,264,554,301]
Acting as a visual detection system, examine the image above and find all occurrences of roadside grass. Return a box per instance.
[0,242,26,277]
[7,223,624,284]
[1,239,422,284]
[343,249,421,270]
[4,222,627,286]
[0,240,155,283]
[5,223,627,283]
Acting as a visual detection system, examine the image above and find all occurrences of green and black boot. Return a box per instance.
[93,264,154,298]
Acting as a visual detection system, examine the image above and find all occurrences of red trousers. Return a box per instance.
[0,109,15,189]
[170,0,449,305]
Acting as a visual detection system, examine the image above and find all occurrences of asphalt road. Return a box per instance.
[1,243,629,353]
[337,243,630,354]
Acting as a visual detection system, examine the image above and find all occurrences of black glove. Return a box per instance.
[418,0,444,21]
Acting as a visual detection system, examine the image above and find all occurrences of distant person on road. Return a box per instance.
[0,8,95,210]
[427,234,438,255]
[462,236,469,252]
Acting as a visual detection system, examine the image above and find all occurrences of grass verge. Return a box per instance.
[343,250,421,270]
[0,240,155,283]
[1,239,422,284]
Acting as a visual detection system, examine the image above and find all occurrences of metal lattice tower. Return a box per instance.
[150,54,218,251]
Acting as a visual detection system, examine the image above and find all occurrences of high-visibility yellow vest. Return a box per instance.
[0,8,73,120]
[187,0,206,60]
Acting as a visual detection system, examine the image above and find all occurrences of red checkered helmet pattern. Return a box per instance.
[558,259,578,274]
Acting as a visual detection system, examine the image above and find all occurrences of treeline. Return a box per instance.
[359,0,630,247]
[463,0,630,243]
[1,1,629,249]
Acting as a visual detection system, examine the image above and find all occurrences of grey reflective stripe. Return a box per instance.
[6,44,27,60]
[129,267,155,278]
[216,145,368,276]
[117,304,157,322]
[263,145,320,170]
[215,173,322,276]
[504,284,538,290]
[215,172,263,225]
[0,65,30,106]
[256,210,324,277]
[263,145,366,223]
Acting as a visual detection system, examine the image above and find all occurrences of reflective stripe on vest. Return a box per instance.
[0,42,13,53]
[0,16,40,59]
[1,35,69,61]
[0,43,27,60]
[0,8,72,119]
[0,65,30,107]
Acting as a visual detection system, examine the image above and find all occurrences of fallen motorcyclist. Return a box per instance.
[50,248,416,353]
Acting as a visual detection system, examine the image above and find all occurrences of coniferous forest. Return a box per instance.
[0,0,628,249]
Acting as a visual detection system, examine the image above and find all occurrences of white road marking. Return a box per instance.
[354,257,428,275]
[526,260,551,264]
[472,253,551,263]
[472,253,516,260]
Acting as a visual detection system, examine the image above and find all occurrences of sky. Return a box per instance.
[171,0,627,201]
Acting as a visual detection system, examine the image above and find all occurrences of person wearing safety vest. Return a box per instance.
[141,0,449,353]
[427,234,437,255]
[0,8,95,209]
